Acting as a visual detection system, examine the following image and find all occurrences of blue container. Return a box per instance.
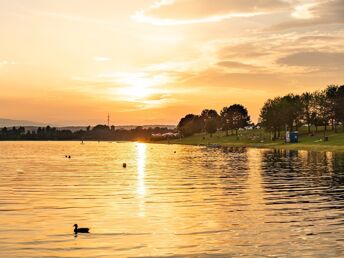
[290,131,298,143]
[286,131,298,143]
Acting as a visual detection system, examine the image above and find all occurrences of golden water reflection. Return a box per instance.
[136,143,146,217]
[0,142,343,257]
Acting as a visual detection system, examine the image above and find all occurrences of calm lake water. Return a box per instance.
[0,142,343,257]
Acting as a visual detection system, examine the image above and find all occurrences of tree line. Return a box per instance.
[0,124,173,141]
[259,85,344,140]
[177,104,251,137]
[177,84,344,140]
[1,84,343,142]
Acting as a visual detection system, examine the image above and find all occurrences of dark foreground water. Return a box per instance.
[0,142,343,257]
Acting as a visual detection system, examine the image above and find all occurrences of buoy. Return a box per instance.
[123,163,127,168]
[68,156,71,159]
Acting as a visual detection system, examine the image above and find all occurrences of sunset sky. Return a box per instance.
[1,0,343,125]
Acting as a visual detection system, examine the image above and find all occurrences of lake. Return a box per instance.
[0,141,343,257]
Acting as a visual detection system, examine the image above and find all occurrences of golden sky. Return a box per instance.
[0,0,343,125]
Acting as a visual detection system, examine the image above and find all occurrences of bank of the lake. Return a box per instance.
[158,130,344,152]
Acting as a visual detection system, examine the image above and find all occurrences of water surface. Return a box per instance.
[0,142,343,257]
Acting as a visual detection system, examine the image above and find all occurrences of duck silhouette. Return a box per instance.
[73,224,89,234]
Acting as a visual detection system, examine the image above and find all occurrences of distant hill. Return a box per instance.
[0,118,48,127]
[116,125,176,130]
[0,119,176,131]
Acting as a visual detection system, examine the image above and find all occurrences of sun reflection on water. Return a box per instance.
[136,143,147,217]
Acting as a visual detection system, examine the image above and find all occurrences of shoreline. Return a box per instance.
[155,131,344,153]
[157,141,344,153]
[1,137,343,153]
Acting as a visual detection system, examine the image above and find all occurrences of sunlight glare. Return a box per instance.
[136,143,146,196]
[136,143,147,217]
[108,72,170,101]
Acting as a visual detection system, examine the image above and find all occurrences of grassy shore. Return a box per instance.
[158,128,344,152]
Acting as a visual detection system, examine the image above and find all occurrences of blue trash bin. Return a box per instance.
[286,131,298,143]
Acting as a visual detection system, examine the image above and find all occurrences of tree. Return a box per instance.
[260,98,284,140]
[92,124,110,131]
[177,114,198,137]
[201,109,219,120]
[334,85,344,131]
[201,109,219,131]
[205,118,217,137]
[301,92,314,134]
[314,90,331,140]
[220,107,231,136]
[324,85,337,131]
[279,94,303,131]
[222,104,250,136]
[191,115,204,133]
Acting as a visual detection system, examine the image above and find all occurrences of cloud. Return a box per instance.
[93,56,111,62]
[0,60,16,66]
[217,43,271,59]
[296,35,340,42]
[272,0,344,30]
[211,29,344,75]
[216,61,263,72]
[277,51,344,69]
[133,0,290,25]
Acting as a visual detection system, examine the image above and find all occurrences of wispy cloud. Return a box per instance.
[132,10,266,26]
[133,0,290,25]
[0,60,16,68]
[278,51,344,70]
[93,56,111,62]
[272,0,344,30]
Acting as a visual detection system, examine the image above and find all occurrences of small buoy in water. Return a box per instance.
[68,155,71,159]
[123,163,127,168]
[65,155,68,158]
[174,151,176,153]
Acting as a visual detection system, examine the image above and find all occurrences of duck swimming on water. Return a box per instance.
[74,224,89,233]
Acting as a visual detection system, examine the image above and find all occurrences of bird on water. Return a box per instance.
[73,224,89,233]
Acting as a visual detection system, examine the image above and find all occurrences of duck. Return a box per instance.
[73,224,89,233]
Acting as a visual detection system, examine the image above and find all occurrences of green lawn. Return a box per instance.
[158,128,344,152]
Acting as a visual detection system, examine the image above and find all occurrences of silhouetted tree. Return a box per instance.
[301,92,314,134]
[325,85,337,131]
[177,114,197,137]
[334,85,344,131]
[260,98,284,140]
[314,90,331,139]
[279,94,303,131]
[201,109,219,120]
[205,118,217,137]
[201,109,219,131]
[221,104,250,136]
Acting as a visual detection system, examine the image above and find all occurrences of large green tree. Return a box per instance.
[221,104,250,136]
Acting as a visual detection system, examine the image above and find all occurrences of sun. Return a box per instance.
[123,86,154,100]
[110,72,169,102]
